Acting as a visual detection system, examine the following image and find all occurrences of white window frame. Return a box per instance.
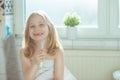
[14,0,117,38]
[110,0,120,37]
[13,0,120,50]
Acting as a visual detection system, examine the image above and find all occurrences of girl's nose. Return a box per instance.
[34,26,41,31]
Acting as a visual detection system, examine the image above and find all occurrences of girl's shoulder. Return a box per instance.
[20,48,31,64]
[54,49,64,59]
[20,48,25,56]
[20,48,27,60]
[47,49,63,60]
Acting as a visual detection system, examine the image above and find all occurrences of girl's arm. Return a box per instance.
[20,49,38,80]
[54,49,64,80]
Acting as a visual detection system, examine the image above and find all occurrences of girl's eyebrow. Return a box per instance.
[29,22,34,25]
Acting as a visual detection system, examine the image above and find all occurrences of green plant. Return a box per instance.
[63,12,80,27]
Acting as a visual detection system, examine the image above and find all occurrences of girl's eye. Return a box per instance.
[30,25,35,28]
[39,24,45,27]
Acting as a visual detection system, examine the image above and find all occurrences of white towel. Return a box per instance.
[3,35,22,80]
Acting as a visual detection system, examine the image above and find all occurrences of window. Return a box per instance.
[14,0,120,38]
[25,0,98,28]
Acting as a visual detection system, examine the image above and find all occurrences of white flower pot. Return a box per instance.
[66,27,77,40]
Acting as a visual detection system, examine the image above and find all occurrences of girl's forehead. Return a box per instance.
[31,14,43,20]
[29,14,46,23]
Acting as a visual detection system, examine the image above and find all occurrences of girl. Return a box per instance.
[20,11,77,80]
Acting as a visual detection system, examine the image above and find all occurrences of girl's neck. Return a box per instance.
[35,39,47,50]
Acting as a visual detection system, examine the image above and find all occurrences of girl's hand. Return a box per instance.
[30,49,47,66]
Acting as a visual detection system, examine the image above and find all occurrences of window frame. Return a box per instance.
[14,0,120,39]
[110,0,120,37]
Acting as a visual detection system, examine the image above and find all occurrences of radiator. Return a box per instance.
[64,50,120,80]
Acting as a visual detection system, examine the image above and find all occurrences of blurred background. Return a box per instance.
[0,0,120,80]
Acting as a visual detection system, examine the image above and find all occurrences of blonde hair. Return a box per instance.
[22,11,62,58]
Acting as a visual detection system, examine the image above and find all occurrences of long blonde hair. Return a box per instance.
[22,11,62,58]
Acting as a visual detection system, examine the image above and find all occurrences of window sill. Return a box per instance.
[13,37,120,50]
[60,38,120,50]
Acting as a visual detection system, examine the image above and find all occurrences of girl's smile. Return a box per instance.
[33,32,44,36]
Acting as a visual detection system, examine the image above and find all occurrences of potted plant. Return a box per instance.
[63,12,80,40]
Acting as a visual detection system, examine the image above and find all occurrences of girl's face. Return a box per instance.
[28,14,49,41]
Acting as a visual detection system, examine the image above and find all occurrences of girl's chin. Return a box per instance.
[31,35,46,40]
[33,37,45,41]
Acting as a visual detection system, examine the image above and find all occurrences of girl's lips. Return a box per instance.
[33,33,43,36]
